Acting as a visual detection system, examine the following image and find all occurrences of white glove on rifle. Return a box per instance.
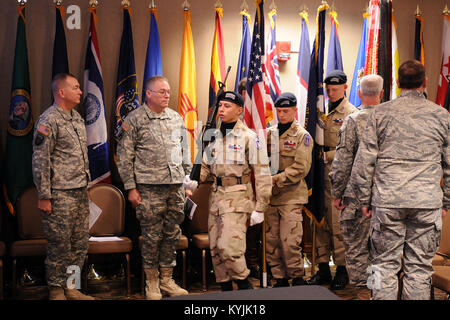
[250,211,264,226]
[183,175,198,191]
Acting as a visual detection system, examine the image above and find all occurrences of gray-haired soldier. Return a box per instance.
[32,73,94,300]
[116,76,192,300]
[351,60,450,300]
[329,74,384,299]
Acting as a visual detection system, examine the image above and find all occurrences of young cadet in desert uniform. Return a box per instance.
[306,70,358,290]
[199,91,272,291]
[266,92,313,288]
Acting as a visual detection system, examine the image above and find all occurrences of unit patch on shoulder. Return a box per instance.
[304,134,311,146]
[37,124,50,136]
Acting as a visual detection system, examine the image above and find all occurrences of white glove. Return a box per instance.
[183,175,198,191]
[250,211,264,226]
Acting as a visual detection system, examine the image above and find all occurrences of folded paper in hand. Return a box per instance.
[89,200,102,229]
[184,197,197,220]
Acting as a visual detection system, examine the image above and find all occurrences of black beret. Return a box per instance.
[324,70,347,85]
[275,92,297,108]
[218,91,244,107]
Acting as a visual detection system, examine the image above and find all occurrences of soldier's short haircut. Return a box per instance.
[238,78,247,96]
[360,74,384,97]
[398,60,425,89]
[51,73,77,96]
[144,76,170,103]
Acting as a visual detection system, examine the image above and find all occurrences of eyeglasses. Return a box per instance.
[150,89,171,96]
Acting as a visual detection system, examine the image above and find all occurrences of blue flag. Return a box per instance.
[234,11,252,92]
[82,8,110,185]
[349,14,368,108]
[296,13,311,127]
[304,4,328,227]
[324,11,344,105]
[52,5,69,78]
[142,9,163,103]
[113,7,139,143]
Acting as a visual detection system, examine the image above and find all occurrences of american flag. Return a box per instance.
[244,0,267,137]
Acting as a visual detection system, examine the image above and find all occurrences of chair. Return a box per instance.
[139,234,189,296]
[187,182,212,292]
[431,214,450,299]
[83,183,133,296]
[10,186,47,298]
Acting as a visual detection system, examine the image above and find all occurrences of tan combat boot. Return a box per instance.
[159,267,188,297]
[144,268,162,300]
[48,286,67,300]
[64,288,96,300]
[356,288,372,300]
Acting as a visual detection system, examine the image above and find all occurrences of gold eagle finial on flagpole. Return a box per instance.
[415,5,422,17]
[443,5,449,15]
[215,0,223,9]
[89,0,98,7]
[53,0,63,5]
[182,0,190,11]
[240,0,249,12]
[149,0,156,9]
[121,0,130,7]
[269,0,277,11]
[17,0,27,5]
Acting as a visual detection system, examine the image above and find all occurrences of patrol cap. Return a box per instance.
[274,92,297,108]
[324,70,347,85]
[218,91,244,107]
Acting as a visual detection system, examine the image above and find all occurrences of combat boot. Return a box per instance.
[306,263,332,285]
[48,286,66,300]
[236,277,253,290]
[159,267,188,297]
[64,288,96,300]
[144,268,162,300]
[356,287,371,300]
[220,280,234,291]
[272,278,290,287]
[330,265,349,290]
[291,277,306,286]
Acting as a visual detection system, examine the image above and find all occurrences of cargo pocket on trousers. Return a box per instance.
[369,222,384,256]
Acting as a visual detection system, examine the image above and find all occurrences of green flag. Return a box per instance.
[3,5,33,215]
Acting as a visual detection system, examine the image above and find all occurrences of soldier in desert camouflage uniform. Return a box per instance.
[32,73,94,300]
[116,76,191,300]
[200,91,272,291]
[351,60,450,300]
[307,70,358,290]
[329,74,384,299]
[265,92,313,288]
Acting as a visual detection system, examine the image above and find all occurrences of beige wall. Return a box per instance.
[0,0,447,150]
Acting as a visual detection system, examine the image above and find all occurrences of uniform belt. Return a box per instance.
[215,175,251,187]
[324,146,336,152]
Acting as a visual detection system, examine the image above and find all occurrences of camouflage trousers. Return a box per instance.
[208,211,250,283]
[136,184,185,269]
[41,187,89,288]
[315,164,346,265]
[369,207,442,300]
[266,204,304,279]
[340,199,371,287]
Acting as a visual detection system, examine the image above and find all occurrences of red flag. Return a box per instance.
[436,12,450,108]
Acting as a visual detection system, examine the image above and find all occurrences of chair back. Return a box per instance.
[15,186,44,239]
[188,182,212,234]
[88,183,125,236]
[437,213,450,256]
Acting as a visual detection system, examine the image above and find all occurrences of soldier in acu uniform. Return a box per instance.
[266,92,313,287]
[116,76,191,300]
[306,70,358,290]
[200,91,272,291]
[329,74,384,299]
[32,73,94,300]
[351,60,450,300]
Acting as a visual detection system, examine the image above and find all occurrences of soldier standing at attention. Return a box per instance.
[329,74,384,299]
[116,76,191,300]
[266,92,313,287]
[306,70,358,290]
[32,73,94,300]
[351,60,449,300]
[200,91,272,291]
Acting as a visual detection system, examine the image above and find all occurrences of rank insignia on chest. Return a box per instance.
[228,144,243,152]
[333,118,344,124]
[283,140,296,149]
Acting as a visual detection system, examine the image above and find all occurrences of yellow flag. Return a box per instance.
[177,9,198,163]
